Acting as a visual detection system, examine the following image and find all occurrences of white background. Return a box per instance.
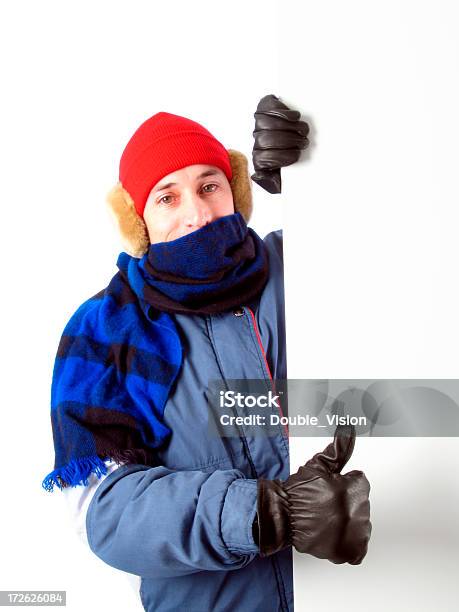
[1,1,458,611]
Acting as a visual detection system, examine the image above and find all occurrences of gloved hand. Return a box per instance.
[251,94,310,194]
[253,425,371,564]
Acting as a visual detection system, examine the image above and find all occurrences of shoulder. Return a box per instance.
[263,229,283,261]
[262,229,284,272]
[59,269,137,340]
[56,268,180,359]
[254,228,284,305]
[60,290,106,338]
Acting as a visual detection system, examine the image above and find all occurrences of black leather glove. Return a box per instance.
[251,94,310,194]
[253,425,371,564]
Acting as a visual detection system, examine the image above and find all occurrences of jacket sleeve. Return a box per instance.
[85,462,259,578]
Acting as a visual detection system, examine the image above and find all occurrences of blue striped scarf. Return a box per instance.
[42,213,267,491]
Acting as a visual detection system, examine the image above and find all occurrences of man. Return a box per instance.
[43,111,371,612]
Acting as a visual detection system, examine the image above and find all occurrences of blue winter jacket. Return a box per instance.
[85,229,293,611]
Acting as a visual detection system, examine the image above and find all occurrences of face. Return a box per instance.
[143,164,234,244]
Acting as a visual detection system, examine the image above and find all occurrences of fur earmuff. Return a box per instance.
[106,149,253,258]
[106,183,150,258]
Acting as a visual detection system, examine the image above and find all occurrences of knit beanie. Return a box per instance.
[119,112,233,217]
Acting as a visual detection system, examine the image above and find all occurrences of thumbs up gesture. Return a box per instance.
[254,425,371,564]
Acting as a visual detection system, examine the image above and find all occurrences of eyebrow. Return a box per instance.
[153,169,222,193]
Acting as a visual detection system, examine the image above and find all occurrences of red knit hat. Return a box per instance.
[119,112,233,217]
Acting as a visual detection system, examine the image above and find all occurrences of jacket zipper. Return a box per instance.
[246,305,291,611]
[246,306,289,440]
[208,309,291,611]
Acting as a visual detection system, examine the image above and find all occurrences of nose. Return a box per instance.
[183,192,212,229]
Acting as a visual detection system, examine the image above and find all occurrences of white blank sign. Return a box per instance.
[281,2,459,610]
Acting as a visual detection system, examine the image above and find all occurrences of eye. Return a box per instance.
[158,195,174,205]
[201,183,218,193]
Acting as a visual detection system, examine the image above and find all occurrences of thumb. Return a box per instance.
[304,424,356,475]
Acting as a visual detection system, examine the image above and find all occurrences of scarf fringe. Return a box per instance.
[42,456,109,492]
[42,449,154,492]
